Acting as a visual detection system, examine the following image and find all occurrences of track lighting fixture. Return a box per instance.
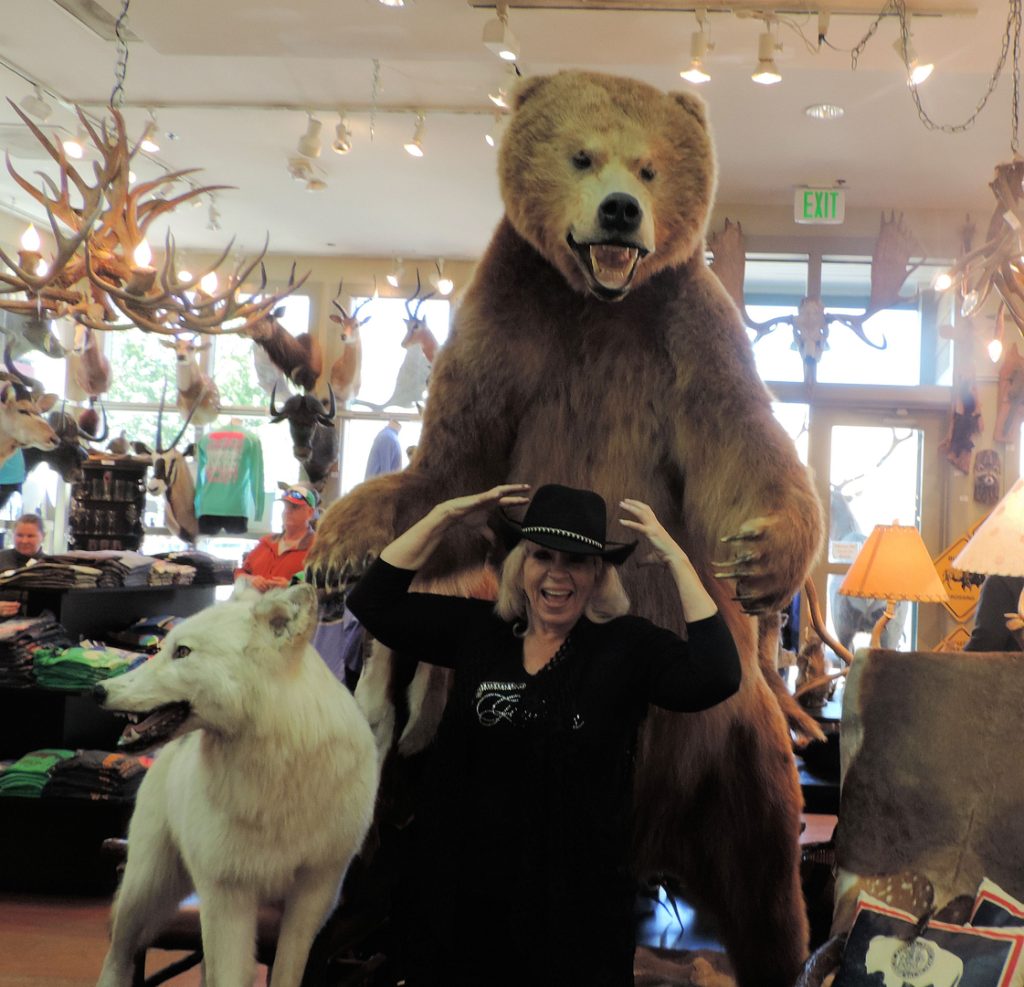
[207,198,221,233]
[386,258,404,288]
[62,127,86,160]
[432,258,454,297]
[404,114,425,157]
[751,29,782,86]
[377,0,407,6]
[297,114,323,158]
[19,86,52,122]
[893,32,933,86]
[287,156,314,182]
[332,114,353,155]
[139,114,160,153]
[482,0,520,62]
[680,10,713,85]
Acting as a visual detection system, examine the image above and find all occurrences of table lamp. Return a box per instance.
[952,476,1024,618]
[839,522,949,648]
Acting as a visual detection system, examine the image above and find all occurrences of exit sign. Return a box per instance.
[794,187,845,225]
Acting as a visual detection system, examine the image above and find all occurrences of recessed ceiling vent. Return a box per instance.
[50,0,141,42]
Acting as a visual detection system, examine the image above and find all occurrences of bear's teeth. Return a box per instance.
[590,245,638,289]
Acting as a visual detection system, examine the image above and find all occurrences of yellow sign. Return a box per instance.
[934,625,971,652]
[933,513,990,624]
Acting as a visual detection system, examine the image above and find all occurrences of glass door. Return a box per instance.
[806,407,947,658]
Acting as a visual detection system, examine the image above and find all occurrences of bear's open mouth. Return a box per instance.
[113,701,192,750]
[567,235,648,299]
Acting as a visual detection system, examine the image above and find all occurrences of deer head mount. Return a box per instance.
[0,101,304,337]
[708,213,924,384]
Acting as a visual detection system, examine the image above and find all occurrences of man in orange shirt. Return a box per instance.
[236,485,318,592]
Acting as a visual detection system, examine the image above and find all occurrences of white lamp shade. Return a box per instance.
[953,478,1024,576]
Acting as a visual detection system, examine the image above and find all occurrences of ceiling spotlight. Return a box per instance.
[62,127,86,160]
[432,258,454,296]
[482,0,519,62]
[893,34,933,86]
[332,114,353,155]
[680,12,713,85]
[377,0,407,6]
[140,114,160,153]
[19,86,52,122]
[306,178,328,192]
[751,30,782,86]
[805,103,845,121]
[404,113,426,157]
[207,199,221,232]
[287,155,314,182]
[485,114,506,148]
[297,114,323,158]
[386,257,404,288]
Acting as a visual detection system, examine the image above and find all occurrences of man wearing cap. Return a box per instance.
[236,484,318,592]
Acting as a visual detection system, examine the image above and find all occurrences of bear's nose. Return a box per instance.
[598,193,642,236]
[92,684,107,704]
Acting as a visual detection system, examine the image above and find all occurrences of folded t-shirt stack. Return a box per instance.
[0,748,75,797]
[105,614,184,654]
[154,550,236,585]
[48,551,149,587]
[43,749,152,800]
[0,613,73,686]
[149,559,196,586]
[0,560,103,590]
[33,641,145,690]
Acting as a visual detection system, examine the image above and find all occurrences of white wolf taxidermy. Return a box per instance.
[93,582,379,987]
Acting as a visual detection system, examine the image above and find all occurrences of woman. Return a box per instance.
[235,484,318,592]
[347,483,740,987]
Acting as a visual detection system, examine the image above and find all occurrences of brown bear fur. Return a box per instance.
[309,71,823,987]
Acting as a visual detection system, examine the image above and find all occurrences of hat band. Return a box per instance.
[522,525,603,550]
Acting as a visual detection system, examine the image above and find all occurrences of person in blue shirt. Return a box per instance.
[364,419,402,479]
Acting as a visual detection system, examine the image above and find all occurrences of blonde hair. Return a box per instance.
[495,541,630,631]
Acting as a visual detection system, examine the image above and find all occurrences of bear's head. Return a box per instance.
[499,70,716,301]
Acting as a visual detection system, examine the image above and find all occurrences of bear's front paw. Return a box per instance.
[306,551,377,603]
[713,515,797,614]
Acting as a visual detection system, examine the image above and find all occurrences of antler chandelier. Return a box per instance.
[0,102,302,337]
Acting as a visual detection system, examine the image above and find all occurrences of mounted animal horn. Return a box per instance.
[354,276,376,322]
[2,339,44,399]
[316,384,337,426]
[90,400,110,443]
[155,379,199,455]
[269,382,286,423]
[404,269,436,321]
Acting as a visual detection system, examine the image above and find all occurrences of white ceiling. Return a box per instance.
[0,0,1015,262]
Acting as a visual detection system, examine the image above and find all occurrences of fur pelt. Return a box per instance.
[308,71,822,987]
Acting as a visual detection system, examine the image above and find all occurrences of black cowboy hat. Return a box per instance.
[498,483,636,565]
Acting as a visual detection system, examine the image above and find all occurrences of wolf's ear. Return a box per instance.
[253,582,318,645]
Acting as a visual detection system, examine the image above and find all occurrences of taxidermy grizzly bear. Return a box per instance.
[308,70,823,987]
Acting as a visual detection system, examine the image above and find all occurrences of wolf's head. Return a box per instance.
[93,582,320,740]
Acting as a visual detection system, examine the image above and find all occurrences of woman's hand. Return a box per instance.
[618,499,685,566]
[619,499,717,621]
[432,484,532,536]
[381,484,530,571]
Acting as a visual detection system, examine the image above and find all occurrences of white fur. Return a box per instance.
[95,583,379,987]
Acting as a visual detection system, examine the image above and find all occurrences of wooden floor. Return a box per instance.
[0,817,835,986]
[0,893,269,987]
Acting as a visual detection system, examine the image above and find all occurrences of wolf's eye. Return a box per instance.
[571,151,592,171]
[640,165,657,182]
[172,645,191,660]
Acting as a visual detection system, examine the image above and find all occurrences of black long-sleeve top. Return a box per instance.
[964,574,1024,652]
[348,558,740,986]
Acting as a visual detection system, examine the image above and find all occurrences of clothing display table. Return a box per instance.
[0,583,215,893]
